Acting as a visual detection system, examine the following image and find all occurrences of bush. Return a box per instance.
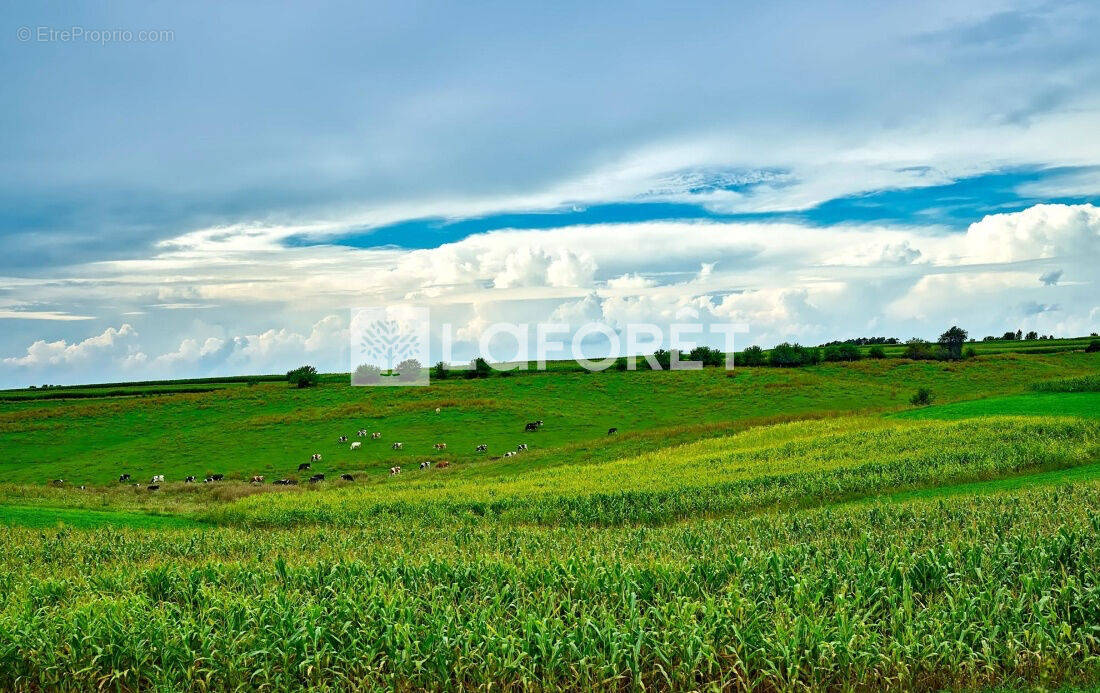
[286,365,320,388]
[687,345,725,368]
[903,339,944,361]
[910,387,933,406]
[464,357,492,379]
[394,359,423,383]
[867,345,886,359]
[822,344,862,362]
[768,343,820,367]
[738,345,767,367]
[433,361,448,380]
[1032,374,1100,393]
[614,357,629,371]
[649,349,672,371]
[351,364,382,385]
[1086,340,1100,353]
[963,346,977,359]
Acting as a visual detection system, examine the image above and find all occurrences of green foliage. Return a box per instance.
[433,361,448,380]
[867,345,886,359]
[903,338,943,361]
[286,365,319,388]
[938,325,968,359]
[910,387,933,406]
[1032,374,1100,393]
[687,345,725,367]
[768,342,820,367]
[464,357,492,379]
[822,343,862,362]
[394,358,423,383]
[1086,340,1100,353]
[352,363,382,385]
[737,345,767,366]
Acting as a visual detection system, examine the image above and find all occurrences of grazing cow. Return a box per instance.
[298,462,312,472]
[419,461,430,470]
[185,475,196,483]
[476,444,488,452]
[340,473,354,481]
[250,475,264,484]
[389,466,402,475]
[517,444,528,452]
[272,478,295,485]
[150,474,165,484]
[209,474,224,481]
[357,429,367,437]
[147,485,160,491]
[338,435,348,443]
[435,407,441,413]
[392,442,404,450]
[504,451,517,458]
[78,485,86,490]
[118,473,131,483]
[371,432,382,439]
[309,473,325,483]
[525,422,539,432]
[351,442,362,450]
[311,453,322,462]
[433,443,447,450]
[607,427,618,435]
[436,460,450,469]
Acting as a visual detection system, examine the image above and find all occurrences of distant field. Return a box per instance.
[2,350,1100,690]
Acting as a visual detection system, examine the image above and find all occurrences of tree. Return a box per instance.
[688,345,725,367]
[867,345,886,359]
[1025,331,1038,340]
[1016,329,1023,340]
[769,343,819,367]
[287,365,319,388]
[1086,340,1100,354]
[937,326,968,359]
[738,345,767,367]
[433,361,448,380]
[352,363,382,385]
[910,387,933,406]
[903,338,936,360]
[823,344,862,362]
[394,358,423,383]
[464,357,492,379]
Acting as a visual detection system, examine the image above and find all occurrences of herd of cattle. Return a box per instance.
[83,418,589,491]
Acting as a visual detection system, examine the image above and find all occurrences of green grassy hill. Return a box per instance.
[2,350,1100,690]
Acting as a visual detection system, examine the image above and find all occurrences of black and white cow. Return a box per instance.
[298,462,312,472]
[118,473,131,483]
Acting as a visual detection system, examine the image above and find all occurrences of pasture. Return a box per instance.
[1,348,1099,690]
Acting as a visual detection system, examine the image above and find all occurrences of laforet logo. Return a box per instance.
[350,307,429,386]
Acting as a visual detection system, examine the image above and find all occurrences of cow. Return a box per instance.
[504,451,517,458]
[338,435,348,443]
[357,429,367,437]
[118,473,131,483]
[340,473,354,481]
[607,427,618,435]
[212,474,224,481]
[419,461,430,470]
[298,462,312,472]
[147,485,160,491]
[371,432,382,439]
[525,422,539,432]
[351,442,362,450]
[435,407,441,413]
[436,460,450,469]
[309,473,325,483]
[272,478,295,485]
[250,475,264,484]
[150,474,165,484]
[475,444,488,452]
[433,443,447,450]
[389,466,402,475]
[185,475,196,483]
[311,453,322,462]
[50,479,65,486]
[392,442,404,450]
[517,444,528,452]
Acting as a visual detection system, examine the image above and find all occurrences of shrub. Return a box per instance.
[737,346,767,367]
[433,361,448,380]
[769,343,820,367]
[464,357,492,379]
[394,359,423,383]
[351,364,382,385]
[963,346,977,359]
[614,357,629,371]
[286,365,319,388]
[1086,340,1100,353]
[867,345,886,359]
[823,344,862,362]
[650,349,672,370]
[910,387,933,406]
[903,339,943,361]
[687,345,725,367]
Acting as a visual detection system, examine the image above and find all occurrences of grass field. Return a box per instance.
[1,349,1099,690]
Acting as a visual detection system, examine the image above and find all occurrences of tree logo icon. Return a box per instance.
[349,307,429,386]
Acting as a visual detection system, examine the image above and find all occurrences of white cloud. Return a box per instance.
[3,324,140,368]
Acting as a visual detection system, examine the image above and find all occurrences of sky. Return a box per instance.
[1,0,1099,386]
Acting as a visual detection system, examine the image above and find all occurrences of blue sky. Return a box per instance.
[1,1,1099,386]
